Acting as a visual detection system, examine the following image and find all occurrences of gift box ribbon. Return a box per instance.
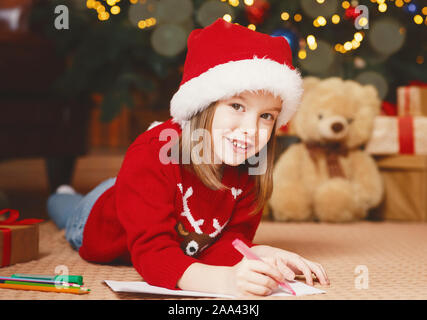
[398,116,415,155]
[402,82,427,116]
[0,209,43,267]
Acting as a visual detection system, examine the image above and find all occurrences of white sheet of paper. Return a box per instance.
[104,280,325,298]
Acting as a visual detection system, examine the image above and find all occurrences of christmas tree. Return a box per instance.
[32,0,427,121]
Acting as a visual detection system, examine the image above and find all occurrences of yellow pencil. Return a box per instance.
[0,283,90,295]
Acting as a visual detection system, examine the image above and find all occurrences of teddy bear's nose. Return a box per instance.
[331,122,344,133]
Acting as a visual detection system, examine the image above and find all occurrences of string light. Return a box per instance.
[342,1,350,9]
[86,0,95,8]
[110,5,120,14]
[138,20,146,29]
[228,0,239,7]
[312,16,327,28]
[145,17,156,27]
[395,0,404,7]
[96,5,106,13]
[335,31,364,54]
[248,24,256,30]
[331,14,340,24]
[307,35,317,50]
[281,12,290,21]
[244,0,254,5]
[316,0,325,4]
[351,39,360,49]
[294,14,302,22]
[298,49,307,59]
[358,17,368,28]
[317,16,327,26]
[106,0,116,6]
[339,45,346,54]
[137,17,157,29]
[378,3,387,12]
[344,41,352,51]
[223,14,232,22]
[98,11,109,21]
[414,15,423,24]
[422,7,427,15]
[307,35,316,45]
[354,32,363,42]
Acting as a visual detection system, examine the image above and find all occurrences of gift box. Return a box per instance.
[371,155,427,221]
[397,85,427,117]
[365,116,427,155]
[0,209,43,268]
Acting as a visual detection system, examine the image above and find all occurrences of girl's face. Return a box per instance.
[211,90,282,166]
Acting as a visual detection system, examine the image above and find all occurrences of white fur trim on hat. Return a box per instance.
[170,57,303,130]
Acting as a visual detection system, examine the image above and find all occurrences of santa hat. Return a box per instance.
[170,18,303,131]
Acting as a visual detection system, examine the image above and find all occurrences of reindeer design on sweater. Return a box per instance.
[175,183,229,256]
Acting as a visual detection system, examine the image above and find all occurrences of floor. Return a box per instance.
[1,148,427,300]
[0,219,426,300]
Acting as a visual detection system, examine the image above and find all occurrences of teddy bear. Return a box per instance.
[269,77,384,222]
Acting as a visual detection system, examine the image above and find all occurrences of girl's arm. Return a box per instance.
[177,260,285,297]
[177,263,232,294]
[178,247,329,296]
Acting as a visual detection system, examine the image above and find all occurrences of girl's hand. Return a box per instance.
[252,245,330,287]
[227,257,286,297]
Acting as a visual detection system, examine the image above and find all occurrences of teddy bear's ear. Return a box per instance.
[302,76,321,93]
[363,84,381,114]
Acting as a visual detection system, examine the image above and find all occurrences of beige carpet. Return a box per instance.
[1,220,426,300]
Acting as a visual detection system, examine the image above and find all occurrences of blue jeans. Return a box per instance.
[47,177,117,250]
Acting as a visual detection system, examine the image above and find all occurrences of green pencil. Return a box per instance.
[11,274,83,285]
[0,279,90,291]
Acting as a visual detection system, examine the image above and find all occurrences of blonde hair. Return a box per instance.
[175,101,277,216]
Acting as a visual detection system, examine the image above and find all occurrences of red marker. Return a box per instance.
[232,238,296,296]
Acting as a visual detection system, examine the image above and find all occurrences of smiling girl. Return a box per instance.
[47,18,329,297]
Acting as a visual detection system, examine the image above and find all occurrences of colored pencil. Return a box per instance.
[0,279,88,290]
[11,273,83,285]
[0,276,82,288]
[0,283,90,294]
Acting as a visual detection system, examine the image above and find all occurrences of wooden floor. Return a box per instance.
[0,147,127,220]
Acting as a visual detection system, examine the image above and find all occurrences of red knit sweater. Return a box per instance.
[79,118,262,290]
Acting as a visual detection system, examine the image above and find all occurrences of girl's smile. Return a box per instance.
[211,90,282,166]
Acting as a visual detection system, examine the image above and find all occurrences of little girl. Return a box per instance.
[47,18,329,297]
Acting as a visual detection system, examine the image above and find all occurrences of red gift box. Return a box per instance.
[366,116,427,155]
[0,209,43,267]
